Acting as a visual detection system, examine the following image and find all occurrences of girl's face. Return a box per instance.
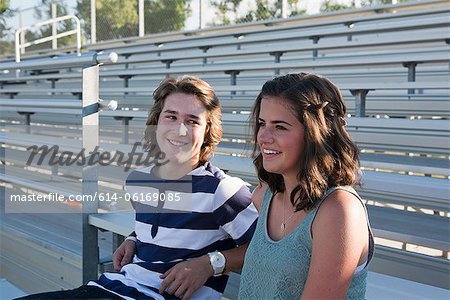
[257,96,305,179]
[156,92,208,168]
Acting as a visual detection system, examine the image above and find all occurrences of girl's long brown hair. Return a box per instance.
[252,73,361,211]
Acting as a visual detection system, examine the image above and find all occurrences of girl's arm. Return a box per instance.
[301,190,369,300]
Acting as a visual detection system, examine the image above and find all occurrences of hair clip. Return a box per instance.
[306,101,328,112]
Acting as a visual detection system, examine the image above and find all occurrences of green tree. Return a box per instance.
[211,0,304,25]
[0,0,7,12]
[76,0,190,42]
[321,0,355,12]
[144,0,190,34]
[321,0,414,12]
[27,0,76,51]
[210,0,242,25]
[0,0,15,56]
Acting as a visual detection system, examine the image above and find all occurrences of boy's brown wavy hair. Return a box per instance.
[143,76,222,166]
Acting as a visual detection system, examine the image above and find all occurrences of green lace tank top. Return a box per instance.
[238,186,374,300]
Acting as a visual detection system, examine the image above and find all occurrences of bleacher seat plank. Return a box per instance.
[2,49,449,82]
[89,211,135,237]
[367,205,449,252]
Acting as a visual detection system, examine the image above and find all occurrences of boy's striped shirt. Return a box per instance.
[90,162,258,299]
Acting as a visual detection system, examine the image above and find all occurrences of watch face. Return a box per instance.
[209,251,226,276]
[211,253,226,268]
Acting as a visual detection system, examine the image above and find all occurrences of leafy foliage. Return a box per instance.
[0,0,14,56]
[321,0,414,12]
[210,0,305,26]
[17,0,77,51]
[0,0,8,13]
[76,0,190,42]
[144,0,190,34]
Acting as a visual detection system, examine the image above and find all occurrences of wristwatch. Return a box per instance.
[207,251,226,277]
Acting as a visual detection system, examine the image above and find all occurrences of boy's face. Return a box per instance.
[156,92,208,169]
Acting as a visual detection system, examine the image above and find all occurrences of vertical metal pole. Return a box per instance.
[25,113,31,134]
[350,90,369,118]
[49,79,57,96]
[310,36,320,59]
[52,2,57,50]
[18,112,34,134]
[82,64,100,283]
[200,46,210,65]
[199,0,204,29]
[91,0,97,44]
[15,29,21,63]
[230,72,236,96]
[345,22,354,41]
[407,65,416,81]
[225,71,239,95]
[75,17,81,55]
[123,118,130,144]
[19,11,25,54]
[403,62,417,95]
[139,0,144,37]
[25,114,31,127]
[113,117,132,144]
[124,76,130,95]
[270,52,283,75]
[281,0,288,18]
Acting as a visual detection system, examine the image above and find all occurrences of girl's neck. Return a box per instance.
[282,174,299,197]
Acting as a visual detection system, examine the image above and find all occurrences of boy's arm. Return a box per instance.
[159,242,250,300]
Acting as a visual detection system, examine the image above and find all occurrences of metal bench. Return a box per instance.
[3,100,449,179]
[80,14,450,67]
[2,7,449,93]
[2,48,449,85]
[3,1,445,62]
[1,2,449,293]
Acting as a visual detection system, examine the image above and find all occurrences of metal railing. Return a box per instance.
[1,51,117,71]
[15,15,81,63]
[1,51,118,284]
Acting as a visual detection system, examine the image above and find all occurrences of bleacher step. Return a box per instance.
[0,277,27,300]
[366,272,450,299]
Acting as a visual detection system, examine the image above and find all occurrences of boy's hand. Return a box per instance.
[112,239,136,271]
[159,255,214,300]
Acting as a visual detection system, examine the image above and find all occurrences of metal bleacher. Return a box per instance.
[1,0,449,298]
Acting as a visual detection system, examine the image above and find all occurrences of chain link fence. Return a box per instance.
[85,0,191,42]
[1,0,412,58]
[207,0,305,26]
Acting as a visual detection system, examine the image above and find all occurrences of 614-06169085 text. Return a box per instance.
[9,192,181,203]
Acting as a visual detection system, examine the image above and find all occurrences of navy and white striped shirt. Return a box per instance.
[90,162,258,299]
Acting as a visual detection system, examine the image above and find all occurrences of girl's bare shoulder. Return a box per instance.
[251,183,269,212]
